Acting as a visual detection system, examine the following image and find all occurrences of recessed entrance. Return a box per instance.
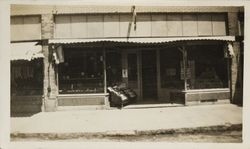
[141,50,157,100]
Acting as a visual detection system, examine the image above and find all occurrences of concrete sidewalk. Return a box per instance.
[11,104,242,139]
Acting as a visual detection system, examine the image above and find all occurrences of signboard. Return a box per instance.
[122,69,128,78]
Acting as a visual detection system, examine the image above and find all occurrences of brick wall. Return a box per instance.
[41,14,54,39]
[41,14,58,111]
[228,12,243,105]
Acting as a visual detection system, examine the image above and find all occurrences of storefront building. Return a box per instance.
[11,5,244,113]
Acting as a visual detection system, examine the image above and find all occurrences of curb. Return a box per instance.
[11,124,242,140]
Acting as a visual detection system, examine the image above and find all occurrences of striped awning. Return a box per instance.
[49,36,235,44]
[11,42,44,61]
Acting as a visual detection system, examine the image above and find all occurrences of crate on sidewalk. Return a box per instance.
[107,86,137,108]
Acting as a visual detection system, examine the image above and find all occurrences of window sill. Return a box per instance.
[57,93,109,97]
[172,88,230,93]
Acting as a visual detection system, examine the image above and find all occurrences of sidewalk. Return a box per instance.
[11,104,242,139]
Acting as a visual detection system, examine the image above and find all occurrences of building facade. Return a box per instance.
[10,5,244,114]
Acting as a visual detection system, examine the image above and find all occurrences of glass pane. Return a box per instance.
[11,59,44,96]
[106,50,122,86]
[128,53,138,88]
[160,47,184,89]
[58,48,104,94]
[187,44,228,89]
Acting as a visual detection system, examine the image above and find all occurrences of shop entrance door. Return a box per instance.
[127,51,140,98]
[141,50,157,100]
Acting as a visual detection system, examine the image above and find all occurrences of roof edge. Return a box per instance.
[11,5,244,16]
[48,36,236,44]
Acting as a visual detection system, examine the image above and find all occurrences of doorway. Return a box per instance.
[141,50,157,100]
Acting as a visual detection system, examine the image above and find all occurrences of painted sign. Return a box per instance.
[122,69,128,78]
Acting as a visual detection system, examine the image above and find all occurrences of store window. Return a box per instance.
[187,44,229,89]
[58,48,104,94]
[11,59,43,96]
[106,50,122,86]
[160,47,184,89]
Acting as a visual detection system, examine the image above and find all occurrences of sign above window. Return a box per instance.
[54,13,227,39]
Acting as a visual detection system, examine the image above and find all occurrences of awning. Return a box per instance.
[49,36,235,44]
[11,42,44,61]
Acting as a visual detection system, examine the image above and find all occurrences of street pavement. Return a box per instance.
[11,104,242,139]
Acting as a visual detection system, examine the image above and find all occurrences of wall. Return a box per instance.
[11,5,243,16]
[54,13,227,38]
[228,12,243,105]
[41,14,58,111]
[11,16,41,41]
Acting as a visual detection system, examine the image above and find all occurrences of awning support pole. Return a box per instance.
[103,44,107,94]
[183,47,188,92]
[178,46,188,91]
[178,45,188,105]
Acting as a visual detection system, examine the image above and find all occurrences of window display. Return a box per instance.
[11,59,43,96]
[58,48,104,94]
[187,44,229,89]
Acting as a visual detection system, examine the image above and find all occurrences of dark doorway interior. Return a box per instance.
[11,59,44,117]
[142,50,157,100]
[106,50,122,86]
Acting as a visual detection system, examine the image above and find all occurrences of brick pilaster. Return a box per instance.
[228,12,243,104]
[41,14,57,111]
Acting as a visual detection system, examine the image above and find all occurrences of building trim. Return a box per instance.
[48,36,235,44]
[11,5,244,16]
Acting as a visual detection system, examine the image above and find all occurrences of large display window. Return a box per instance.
[186,44,229,89]
[58,48,104,94]
[11,59,44,96]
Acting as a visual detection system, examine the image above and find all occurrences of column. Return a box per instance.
[228,12,242,104]
[41,14,57,111]
[156,49,161,100]
[103,46,110,108]
[179,46,188,105]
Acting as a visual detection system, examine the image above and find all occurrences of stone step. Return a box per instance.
[123,103,184,109]
[57,105,107,111]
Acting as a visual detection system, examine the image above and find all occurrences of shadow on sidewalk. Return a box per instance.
[11,111,41,117]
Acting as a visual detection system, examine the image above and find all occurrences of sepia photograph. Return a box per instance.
[0,0,249,148]
[9,3,244,143]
